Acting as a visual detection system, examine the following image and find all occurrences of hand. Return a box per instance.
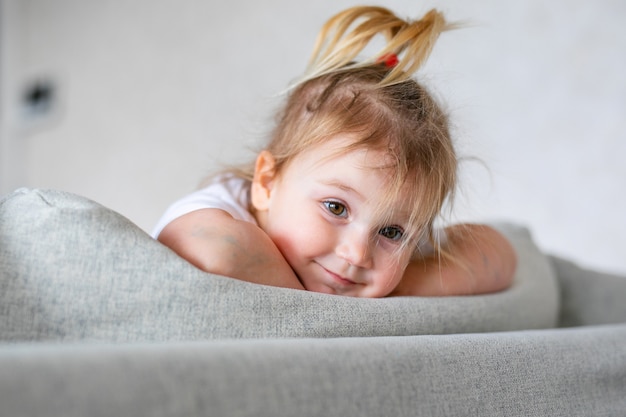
[157,209,305,290]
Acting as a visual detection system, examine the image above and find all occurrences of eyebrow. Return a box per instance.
[319,179,365,200]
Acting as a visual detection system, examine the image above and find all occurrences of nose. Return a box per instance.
[335,228,373,269]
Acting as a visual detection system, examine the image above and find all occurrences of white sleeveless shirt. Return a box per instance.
[151,174,255,238]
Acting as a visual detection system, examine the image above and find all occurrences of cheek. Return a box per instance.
[266,208,330,260]
[373,254,410,295]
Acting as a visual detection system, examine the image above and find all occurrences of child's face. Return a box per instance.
[251,135,415,297]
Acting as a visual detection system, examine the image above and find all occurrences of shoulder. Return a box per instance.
[152,174,255,238]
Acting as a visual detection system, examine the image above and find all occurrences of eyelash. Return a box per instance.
[378,226,404,241]
[323,200,404,242]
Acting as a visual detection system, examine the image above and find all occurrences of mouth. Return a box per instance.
[319,264,359,287]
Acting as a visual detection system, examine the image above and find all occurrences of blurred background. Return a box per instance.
[1,0,625,274]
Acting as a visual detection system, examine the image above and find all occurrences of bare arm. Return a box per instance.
[157,209,304,290]
[390,224,517,297]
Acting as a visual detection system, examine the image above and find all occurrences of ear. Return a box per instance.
[250,150,277,211]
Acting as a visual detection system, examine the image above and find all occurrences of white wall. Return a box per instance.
[0,0,27,192]
[2,0,626,274]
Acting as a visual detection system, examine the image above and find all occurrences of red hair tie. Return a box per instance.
[377,53,399,68]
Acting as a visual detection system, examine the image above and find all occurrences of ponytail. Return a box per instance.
[304,6,453,86]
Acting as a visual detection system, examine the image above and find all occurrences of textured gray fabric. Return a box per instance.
[0,188,559,342]
[1,325,625,417]
[551,255,626,327]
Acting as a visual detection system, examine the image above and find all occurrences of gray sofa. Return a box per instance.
[1,188,625,416]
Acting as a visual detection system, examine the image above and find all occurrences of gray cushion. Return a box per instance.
[0,188,559,342]
[2,325,626,417]
[551,255,626,327]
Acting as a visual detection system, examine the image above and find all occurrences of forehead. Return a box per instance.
[283,135,415,215]
[291,134,393,172]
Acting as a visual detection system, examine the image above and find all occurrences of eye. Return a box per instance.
[378,226,404,241]
[323,201,347,217]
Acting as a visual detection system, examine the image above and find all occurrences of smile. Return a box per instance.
[319,264,359,287]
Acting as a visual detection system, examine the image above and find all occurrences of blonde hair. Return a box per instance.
[234,6,457,255]
[304,6,454,86]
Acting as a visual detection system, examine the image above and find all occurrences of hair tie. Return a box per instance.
[377,53,399,68]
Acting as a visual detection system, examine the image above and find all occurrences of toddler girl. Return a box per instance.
[152,6,517,297]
